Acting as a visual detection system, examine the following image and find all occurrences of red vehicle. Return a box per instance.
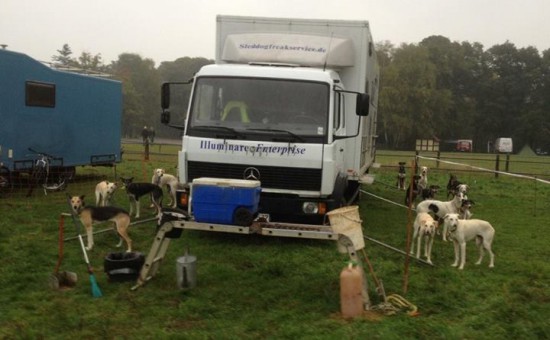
[456,140,472,152]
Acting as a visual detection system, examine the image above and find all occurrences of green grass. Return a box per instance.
[0,146,549,339]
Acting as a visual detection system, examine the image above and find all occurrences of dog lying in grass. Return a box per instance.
[68,194,132,252]
[442,213,495,270]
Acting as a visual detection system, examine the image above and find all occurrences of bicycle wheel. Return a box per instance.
[0,166,12,195]
[26,165,46,197]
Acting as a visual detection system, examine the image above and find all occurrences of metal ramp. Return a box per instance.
[131,208,371,309]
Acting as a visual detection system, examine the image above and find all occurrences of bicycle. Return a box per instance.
[0,164,12,195]
[26,148,73,197]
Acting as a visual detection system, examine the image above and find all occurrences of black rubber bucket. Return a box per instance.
[104,252,145,282]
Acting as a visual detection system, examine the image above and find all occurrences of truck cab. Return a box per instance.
[162,16,379,224]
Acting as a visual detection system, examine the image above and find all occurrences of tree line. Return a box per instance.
[53,38,550,152]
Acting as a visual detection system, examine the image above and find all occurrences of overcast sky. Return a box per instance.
[1,0,548,65]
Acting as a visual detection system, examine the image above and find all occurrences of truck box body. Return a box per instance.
[168,15,379,223]
[0,49,122,172]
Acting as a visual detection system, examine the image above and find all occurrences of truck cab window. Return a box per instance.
[189,76,329,142]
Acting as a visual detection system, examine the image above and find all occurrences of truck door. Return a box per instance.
[333,91,346,174]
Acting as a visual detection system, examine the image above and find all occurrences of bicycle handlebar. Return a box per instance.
[28,147,55,159]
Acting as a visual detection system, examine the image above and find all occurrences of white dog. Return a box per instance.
[95,180,117,207]
[151,168,179,208]
[418,166,428,192]
[411,212,438,264]
[416,191,465,241]
[442,213,495,270]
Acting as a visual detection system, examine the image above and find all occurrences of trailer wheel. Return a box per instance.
[233,207,254,226]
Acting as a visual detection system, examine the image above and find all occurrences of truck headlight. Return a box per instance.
[302,202,327,215]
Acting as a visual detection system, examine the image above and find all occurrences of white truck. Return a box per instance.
[161,15,379,224]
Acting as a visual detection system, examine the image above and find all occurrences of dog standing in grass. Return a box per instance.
[121,177,163,218]
[68,194,132,252]
[95,180,117,207]
[443,213,495,270]
[411,212,438,264]
[151,168,179,208]
[397,162,407,190]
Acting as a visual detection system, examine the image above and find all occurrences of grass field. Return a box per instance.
[0,146,549,339]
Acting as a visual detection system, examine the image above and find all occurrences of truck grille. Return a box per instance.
[187,161,321,191]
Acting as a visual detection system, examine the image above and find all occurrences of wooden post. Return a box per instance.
[144,139,150,161]
[495,154,500,178]
[505,154,510,172]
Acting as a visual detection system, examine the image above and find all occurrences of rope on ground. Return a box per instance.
[371,294,419,316]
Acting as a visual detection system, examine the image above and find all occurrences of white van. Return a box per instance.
[495,138,513,153]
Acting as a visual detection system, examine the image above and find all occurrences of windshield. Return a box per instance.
[188,77,329,143]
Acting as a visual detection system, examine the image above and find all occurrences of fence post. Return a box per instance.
[505,154,510,172]
[436,151,441,169]
[144,138,150,161]
[494,154,500,178]
[415,151,419,174]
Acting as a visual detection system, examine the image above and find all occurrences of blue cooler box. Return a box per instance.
[191,178,261,225]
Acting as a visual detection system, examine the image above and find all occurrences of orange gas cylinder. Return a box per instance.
[340,262,364,318]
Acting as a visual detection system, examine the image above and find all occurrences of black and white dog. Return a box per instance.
[120,177,163,218]
[397,162,407,190]
[446,174,462,198]
[405,175,421,207]
[421,185,440,201]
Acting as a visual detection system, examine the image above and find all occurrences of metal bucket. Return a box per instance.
[176,250,197,290]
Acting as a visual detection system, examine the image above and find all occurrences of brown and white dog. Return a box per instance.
[411,212,438,264]
[95,180,117,207]
[68,195,132,252]
[443,213,495,270]
[151,168,179,208]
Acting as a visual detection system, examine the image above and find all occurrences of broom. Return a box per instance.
[66,197,103,298]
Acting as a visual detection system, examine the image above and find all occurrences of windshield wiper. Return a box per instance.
[192,125,244,138]
[246,128,305,142]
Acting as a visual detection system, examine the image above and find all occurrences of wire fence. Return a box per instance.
[3,144,550,200]
[376,150,550,182]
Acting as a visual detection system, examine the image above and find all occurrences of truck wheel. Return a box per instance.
[233,207,253,226]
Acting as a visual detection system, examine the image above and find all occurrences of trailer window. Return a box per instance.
[26,81,56,108]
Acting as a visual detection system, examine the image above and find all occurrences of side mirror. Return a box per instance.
[356,93,370,116]
[161,110,170,124]
[161,83,171,110]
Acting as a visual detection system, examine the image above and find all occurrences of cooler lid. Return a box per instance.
[192,177,261,188]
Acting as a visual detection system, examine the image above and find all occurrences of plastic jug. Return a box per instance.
[340,262,363,318]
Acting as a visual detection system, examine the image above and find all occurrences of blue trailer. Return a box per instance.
[0,49,122,179]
